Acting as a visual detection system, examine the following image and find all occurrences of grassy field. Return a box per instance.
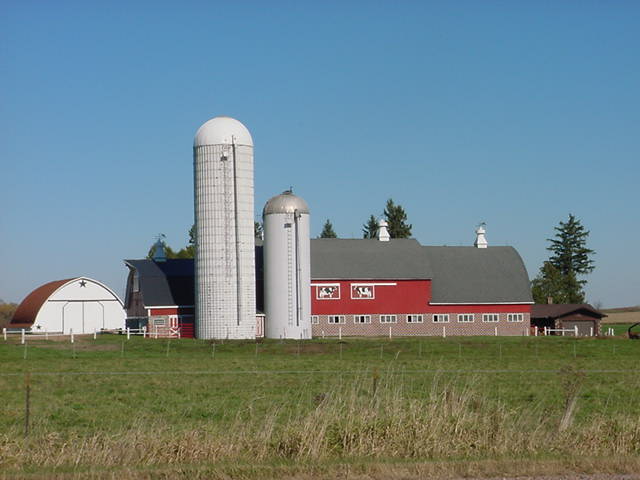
[1,333,639,479]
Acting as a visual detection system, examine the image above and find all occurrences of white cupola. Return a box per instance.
[378,219,390,242]
[474,223,488,248]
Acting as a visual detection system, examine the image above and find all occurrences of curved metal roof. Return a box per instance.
[10,279,75,327]
[263,190,310,216]
[193,116,253,147]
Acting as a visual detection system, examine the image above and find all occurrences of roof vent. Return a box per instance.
[378,219,390,242]
[474,223,488,248]
[152,235,167,262]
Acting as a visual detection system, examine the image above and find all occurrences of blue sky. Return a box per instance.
[1,1,638,308]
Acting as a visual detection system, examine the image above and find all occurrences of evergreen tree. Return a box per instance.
[362,214,378,239]
[532,214,595,303]
[547,214,595,279]
[320,219,337,238]
[384,198,412,238]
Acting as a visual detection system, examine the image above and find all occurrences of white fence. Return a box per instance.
[2,326,182,344]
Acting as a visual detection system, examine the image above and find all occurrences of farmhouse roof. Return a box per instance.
[11,279,76,327]
[310,238,432,280]
[124,259,194,307]
[423,246,533,304]
[531,304,606,319]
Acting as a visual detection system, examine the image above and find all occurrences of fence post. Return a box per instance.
[21,329,25,345]
[322,330,325,339]
[389,326,392,340]
[574,325,578,337]
[442,326,446,338]
[494,326,498,337]
[127,328,130,340]
[339,326,342,340]
[544,326,548,336]
[93,329,97,340]
[70,329,74,344]
[590,327,593,337]
[24,373,31,437]
[143,326,147,338]
[3,328,6,341]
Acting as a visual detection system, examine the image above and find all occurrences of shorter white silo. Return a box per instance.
[263,190,311,339]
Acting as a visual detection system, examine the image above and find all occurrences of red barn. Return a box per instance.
[123,259,195,338]
[309,239,532,337]
[123,237,533,338]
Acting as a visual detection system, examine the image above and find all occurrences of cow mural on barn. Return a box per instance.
[352,285,374,299]
[316,285,340,299]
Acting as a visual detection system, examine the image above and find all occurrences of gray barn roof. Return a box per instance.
[124,259,194,307]
[124,240,533,308]
[423,246,533,304]
[310,239,431,280]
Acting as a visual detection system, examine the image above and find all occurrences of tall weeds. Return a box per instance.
[1,370,639,472]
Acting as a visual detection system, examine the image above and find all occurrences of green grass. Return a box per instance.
[1,334,639,478]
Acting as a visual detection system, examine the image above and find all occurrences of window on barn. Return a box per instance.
[328,315,345,324]
[132,272,139,292]
[380,315,397,324]
[432,314,450,323]
[311,315,319,324]
[507,313,523,322]
[354,315,371,324]
[482,314,500,323]
[406,314,423,323]
[152,317,166,326]
[457,314,474,323]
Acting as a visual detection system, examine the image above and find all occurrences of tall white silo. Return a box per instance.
[193,116,256,339]
[263,190,312,339]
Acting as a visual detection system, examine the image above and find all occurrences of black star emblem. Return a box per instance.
[79,280,87,287]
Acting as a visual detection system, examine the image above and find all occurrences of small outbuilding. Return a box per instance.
[9,277,125,334]
[531,304,606,336]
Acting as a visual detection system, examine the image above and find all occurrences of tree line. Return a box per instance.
[320,198,412,239]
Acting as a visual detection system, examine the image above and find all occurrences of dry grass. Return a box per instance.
[1,371,639,478]
[601,311,640,325]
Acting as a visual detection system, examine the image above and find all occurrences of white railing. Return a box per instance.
[544,326,579,336]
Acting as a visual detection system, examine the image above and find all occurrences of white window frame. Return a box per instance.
[152,317,166,326]
[432,314,450,323]
[482,313,500,323]
[507,313,524,323]
[314,284,341,300]
[328,315,345,324]
[354,315,371,324]
[380,315,397,324]
[406,314,423,323]
[311,315,319,325]
[457,314,474,323]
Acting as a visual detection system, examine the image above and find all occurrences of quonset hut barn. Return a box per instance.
[122,115,533,339]
[9,277,125,334]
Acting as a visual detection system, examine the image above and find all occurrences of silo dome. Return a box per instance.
[263,190,310,216]
[194,116,254,147]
